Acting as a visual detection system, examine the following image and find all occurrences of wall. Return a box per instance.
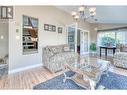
[0,20,8,58]
[9,6,91,73]
[89,23,98,43]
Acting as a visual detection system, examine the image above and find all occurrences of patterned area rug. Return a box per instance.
[33,71,127,90]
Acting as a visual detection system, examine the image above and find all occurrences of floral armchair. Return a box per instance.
[114,52,127,69]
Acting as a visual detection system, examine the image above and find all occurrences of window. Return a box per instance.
[97,28,127,47]
[116,31,126,44]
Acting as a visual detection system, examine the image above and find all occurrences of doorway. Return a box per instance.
[0,20,9,78]
[79,29,89,55]
[67,23,89,55]
[67,23,77,52]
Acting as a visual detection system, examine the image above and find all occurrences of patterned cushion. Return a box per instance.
[50,45,63,54]
[51,47,58,54]
[114,52,127,68]
[63,46,70,52]
[50,52,77,62]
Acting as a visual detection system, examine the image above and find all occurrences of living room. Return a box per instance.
[0,4,127,91]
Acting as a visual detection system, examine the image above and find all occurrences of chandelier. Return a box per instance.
[71,6,97,22]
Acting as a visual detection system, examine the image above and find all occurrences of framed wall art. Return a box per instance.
[58,27,63,33]
[52,25,56,32]
[44,24,49,31]
[48,25,52,31]
[44,24,56,32]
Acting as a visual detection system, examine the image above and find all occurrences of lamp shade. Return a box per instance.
[74,15,79,19]
[78,6,85,12]
[89,7,96,13]
[71,11,77,16]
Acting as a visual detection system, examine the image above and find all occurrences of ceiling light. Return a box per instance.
[72,6,97,22]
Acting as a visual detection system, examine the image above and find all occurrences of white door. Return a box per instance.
[80,30,89,55]
[66,23,77,53]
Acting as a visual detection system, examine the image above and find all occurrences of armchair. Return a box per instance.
[114,52,127,69]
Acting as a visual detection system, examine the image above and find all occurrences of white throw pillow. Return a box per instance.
[64,46,70,52]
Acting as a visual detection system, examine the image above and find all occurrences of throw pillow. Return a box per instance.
[64,46,70,52]
[51,47,59,54]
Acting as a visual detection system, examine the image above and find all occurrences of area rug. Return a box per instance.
[33,71,127,90]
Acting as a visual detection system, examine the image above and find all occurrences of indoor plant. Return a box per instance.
[90,42,97,56]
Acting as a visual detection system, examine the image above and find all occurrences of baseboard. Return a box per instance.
[9,64,42,74]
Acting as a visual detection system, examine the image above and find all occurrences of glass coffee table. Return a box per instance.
[62,57,110,89]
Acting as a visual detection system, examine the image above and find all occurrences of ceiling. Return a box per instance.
[56,6,127,23]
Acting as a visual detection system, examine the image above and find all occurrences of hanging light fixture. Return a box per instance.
[71,6,97,22]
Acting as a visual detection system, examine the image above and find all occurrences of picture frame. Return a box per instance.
[44,24,56,32]
[48,25,52,31]
[52,25,56,32]
[44,24,49,31]
[58,27,63,33]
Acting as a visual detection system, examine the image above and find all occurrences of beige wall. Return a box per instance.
[89,23,98,43]
[9,6,91,73]
[0,20,8,58]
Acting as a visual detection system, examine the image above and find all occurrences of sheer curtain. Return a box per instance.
[97,28,127,46]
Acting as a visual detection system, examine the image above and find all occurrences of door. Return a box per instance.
[67,23,77,52]
[80,30,89,55]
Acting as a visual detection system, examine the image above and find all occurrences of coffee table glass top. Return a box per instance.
[67,57,103,72]
[66,57,110,79]
[69,62,98,72]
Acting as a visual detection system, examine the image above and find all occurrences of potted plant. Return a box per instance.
[90,42,97,56]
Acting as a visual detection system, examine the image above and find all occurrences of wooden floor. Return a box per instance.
[0,55,127,89]
[0,67,64,89]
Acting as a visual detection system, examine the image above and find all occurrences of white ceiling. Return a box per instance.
[56,6,127,23]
